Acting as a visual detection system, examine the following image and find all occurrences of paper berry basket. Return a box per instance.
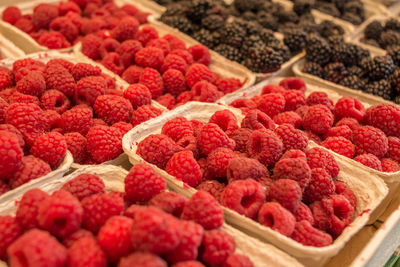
[0,34,24,59]
[0,164,304,267]
[122,101,388,266]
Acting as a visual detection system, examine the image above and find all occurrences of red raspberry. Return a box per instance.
[116,40,143,68]
[139,67,164,99]
[124,204,146,219]
[113,17,139,42]
[0,181,9,195]
[228,128,252,153]
[273,158,311,189]
[381,158,400,172]
[81,34,103,60]
[283,90,306,111]
[256,93,285,118]
[281,149,307,161]
[58,1,81,15]
[61,173,105,201]
[221,179,266,218]
[68,236,107,267]
[306,147,340,178]
[32,3,59,29]
[166,220,204,263]
[62,229,94,248]
[161,117,194,142]
[40,89,70,114]
[161,69,186,97]
[191,81,223,103]
[2,6,22,24]
[13,59,40,72]
[147,38,171,56]
[295,105,309,119]
[261,84,286,95]
[15,64,45,83]
[112,122,133,135]
[354,153,382,171]
[241,109,274,131]
[137,134,183,169]
[321,136,355,158]
[306,91,334,110]
[222,254,253,267]
[0,131,23,179]
[71,63,101,81]
[268,179,302,213]
[123,83,151,109]
[274,123,308,152]
[149,191,187,217]
[75,76,106,106]
[279,77,306,92]
[8,229,67,267]
[0,71,14,90]
[15,18,35,33]
[273,111,302,128]
[64,132,87,164]
[157,94,175,109]
[134,47,164,70]
[94,94,133,125]
[59,106,93,135]
[197,123,235,155]
[7,91,40,106]
[365,104,400,137]
[30,132,67,168]
[166,150,202,187]
[43,109,61,131]
[209,109,238,133]
[38,31,71,49]
[86,125,122,163]
[9,156,51,189]
[15,71,46,97]
[181,190,223,229]
[387,136,400,162]
[50,17,78,42]
[353,126,388,158]
[334,96,365,122]
[45,65,75,97]
[161,34,184,50]
[135,26,159,45]
[201,230,235,265]
[92,118,107,127]
[334,181,357,207]
[37,190,83,238]
[247,129,283,167]
[170,49,193,65]
[129,102,160,126]
[185,64,214,88]
[207,147,236,177]
[216,78,242,94]
[322,195,354,237]
[0,124,24,149]
[303,104,334,134]
[227,157,269,182]
[99,38,120,58]
[161,54,187,74]
[101,52,124,75]
[196,181,225,202]
[324,125,353,141]
[131,206,181,253]
[0,215,23,259]
[125,163,166,202]
[258,202,296,236]
[303,168,335,204]
[122,65,143,83]
[172,261,205,267]
[120,252,167,267]
[187,44,209,65]
[176,91,193,104]
[291,220,332,247]
[294,202,314,224]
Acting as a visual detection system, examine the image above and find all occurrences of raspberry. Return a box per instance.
[137,133,180,167]
[209,109,238,133]
[215,78,241,94]
[50,17,78,42]
[92,118,107,127]
[15,64,44,83]
[268,179,302,213]
[334,181,357,207]
[170,49,193,65]
[291,220,332,247]
[99,38,120,58]
[149,191,187,217]
[273,111,302,128]
[228,128,252,153]
[303,168,335,204]
[81,34,103,60]
[305,131,320,145]
[207,148,236,177]
[303,104,334,134]
[160,34,183,50]
[71,63,101,81]
[274,123,308,152]
[321,136,355,158]
[191,81,223,103]
[8,229,67,267]
[306,92,334,110]
[15,71,46,97]
[112,121,132,135]
[61,173,105,201]
[165,220,204,263]
[365,104,400,137]
[94,94,133,125]
[161,54,188,74]
[295,105,309,119]
[69,236,107,267]
[62,230,93,249]
[113,17,139,42]
[117,40,143,68]
[2,6,22,25]
[45,65,75,97]
[166,150,202,187]
[58,1,81,15]
[0,124,24,149]
[324,125,353,141]
[122,65,143,83]
[32,3,59,29]
[196,181,225,202]
[201,230,235,265]
[354,153,382,171]
[187,44,210,65]
[222,254,253,267]
[15,18,35,33]
[197,123,235,155]
[123,84,151,109]
[306,147,340,178]
[120,253,168,267]
[261,84,286,95]
[135,26,159,46]
[43,110,61,131]
[8,91,40,106]
[334,97,365,122]
[59,106,93,135]
[9,156,51,189]
[353,126,388,158]
[273,158,312,189]
[30,132,67,169]
[63,132,87,164]
[146,38,171,56]
[279,77,306,92]
[0,71,14,90]
[157,94,175,109]
[139,68,164,99]
[281,149,307,161]
[283,90,306,111]
[38,31,70,49]
[173,261,205,267]
[185,64,214,88]
[241,110,275,131]
[322,194,354,237]
[74,76,106,106]
[0,131,23,179]
[131,206,181,253]
[135,47,165,70]
[388,136,400,162]
[0,216,23,259]
[221,179,265,218]
[227,156,269,182]
[176,91,193,104]
[256,93,285,118]
[161,117,193,142]
[86,125,122,163]
[0,182,10,196]
[101,52,124,75]
[40,90,70,114]
[247,129,283,167]
[258,202,296,236]
[381,158,400,172]
[160,70,186,98]
[294,202,314,224]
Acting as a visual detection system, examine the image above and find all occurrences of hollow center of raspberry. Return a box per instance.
[241,195,255,209]
[55,99,63,107]
[333,205,347,221]
[14,251,29,267]
[53,217,68,231]
[263,214,274,227]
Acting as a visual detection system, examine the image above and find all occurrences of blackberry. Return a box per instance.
[192,29,216,48]
[305,34,332,66]
[379,30,400,49]
[343,1,365,19]
[220,22,246,48]
[257,14,279,31]
[316,2,340,17]
[365,79,395,100]
[233,0,259,12]
[154,0,174,5]
[385,18,400,32]
[162,3,188,16]
[244,46,283,73]
[160,16,194,34]
[276,10,299,24]
[259,29,278,45]
[302,62,323,77]
[293,0,314,16]
[318,21,344,39]
[347,66,365,77]
[234,19,262,35]
[331,43,366,67]
[214,44,243,63]
[323,62,348,83]
[242,35,264,54]
[394,95,400,105]
[186,0,213,22]
[388,45,400,67]
[363,55,395,80]
[364,20,383,40]
[242,11,257,21]
[201,15,225,31]
[342,12,363,25]
[327,35,344,46]
[339,75,365,90]
[299,13,315,24]
[267,42,291,61]
[301,21,322,34]
[283,29,307,54]
[390,69,400,93]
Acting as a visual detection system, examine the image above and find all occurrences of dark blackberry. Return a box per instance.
[276,10,299,24]
[331,43,364,67]
[293,0,314,16]
[234,19,262,35]
[363,55,395,81]
[316,2,340,17]
[365,79,395,100]
[206,2,230,19]
[160,16,194,34]
[214,44,243,63]
[341,12,363,25]
[326,35,344,46]
[259,29,278,45]
[257,14,279,31]
[302,62,323,77]
[347,66,365,77]
[299,13,315,24]
[388,45,400,67]
[244,46,283,73]
[323,62,348,83]
[394,95,400,104]
[379,30,400,49]
[343,1,365,20]
[390,69,400,93]
[267,42,291,61]
[318,21,344,39]
[384,18,400,32]
[283,29,307,54]
[364,20,383,40]
[154,0,174,5]
[301,22,322,34]
[339,75,365,90]
[242,35,264,54]
[242,11,257,21]
[201,15,225,31]
[162,3,188,16]
[186,0,213,22]
[233,0,260,12]
[192,29,216,48]
[305,34,332,66]
[220,22,246,48]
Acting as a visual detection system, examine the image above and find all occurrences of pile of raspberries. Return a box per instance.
[229,77,400,173]
[1,0,149,49]
[136,105,357,247]
[0,56,164,191]
[0,164,254,267]
[80,25,244,109]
